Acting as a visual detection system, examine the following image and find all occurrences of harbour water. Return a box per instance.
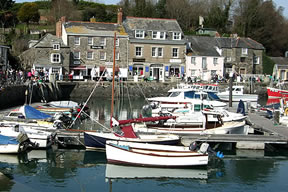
[1,97,288,192]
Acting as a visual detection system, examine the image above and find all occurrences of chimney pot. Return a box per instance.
[117,8,123,24]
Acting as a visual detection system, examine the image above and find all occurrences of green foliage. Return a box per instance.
[17,3,40,25]
[262,54,275,75]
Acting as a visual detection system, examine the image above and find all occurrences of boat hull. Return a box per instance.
[84,132,180,149]
[106,141,209,167]
[267,87,288,98]
[0,144,20,154]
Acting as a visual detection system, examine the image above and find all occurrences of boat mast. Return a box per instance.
[110,32,117,126]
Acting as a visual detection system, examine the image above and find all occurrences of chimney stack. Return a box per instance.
[56,16,67,38]
[117,8,123,24]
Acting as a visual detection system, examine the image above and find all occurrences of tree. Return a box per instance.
[0,0,15,29]
[17,3,40,26]
[49,0,80,23]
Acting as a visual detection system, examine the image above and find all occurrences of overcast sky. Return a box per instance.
[15,0,288,18]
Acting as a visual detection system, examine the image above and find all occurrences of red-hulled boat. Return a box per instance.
[267,87,288,98]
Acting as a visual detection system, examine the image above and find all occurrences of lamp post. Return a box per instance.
[229,72,233,107]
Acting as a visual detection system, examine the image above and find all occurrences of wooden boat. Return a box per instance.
[267,86,288,98]
[106,140,209,167]
[105,164,208,179]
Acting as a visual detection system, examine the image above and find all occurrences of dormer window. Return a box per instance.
[53,43,60,50]
[173,32,181,40]
[242,48,248,55]
[152,31,166,40]
[135,30,145,38]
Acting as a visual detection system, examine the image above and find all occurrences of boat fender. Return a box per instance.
[189,142,198,151]
[285,108,288,116]
[199,143,209,154]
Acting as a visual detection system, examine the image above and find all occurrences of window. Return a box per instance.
[253,56,260,64]
[53,44,60,50]
[172,48,179,58]
[191,69,196,76]
[191,57,196,64]
[152,47,163,57]
[115,38,119,46]
[51,53,61,63]
[87,51,93,60]
[202,57,207,69]
[88,37,93,45]
[173,32,181,40]
[135,47,143,57]
[135,30,145,38]
[226,57,231,62]
[74,36,80,45]
[242,48,248,55]
[74,51,80,59]
[100,52,106,60]
[152,31,166,40]
[213,58,218,65]
[115,52,120,60]
[100,38,106,46]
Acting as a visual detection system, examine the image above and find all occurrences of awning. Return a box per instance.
[100,66,119,72]
[71,65,86,70]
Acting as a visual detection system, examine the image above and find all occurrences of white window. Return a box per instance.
[53,43,60,50]
[242,48,248,55]
[158,47,163,57]
[191,57,196,64]
[152,47,163,57]
[74,36,80,45]
[135,30,145,38]
[100,52,106,60]
[88,37,93,45]
[226,57,231,62]
[191,70,196,76]
[100,38,106,46]
[74,51,80,59]
[254,56,260,64]
[51,53,61,63]
[87,51,93,60]
[172,48,179,58]
[202,57,207,69]
[115,38,119,46]
[173,32,181,40]
[115,52,120,60]
[213,58,218,65]
[135,47,143,57]
[152,31,166,40]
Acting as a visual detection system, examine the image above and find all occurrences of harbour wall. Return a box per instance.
[0,81,268,109]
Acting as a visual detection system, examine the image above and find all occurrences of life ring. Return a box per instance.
[285,108,288,116]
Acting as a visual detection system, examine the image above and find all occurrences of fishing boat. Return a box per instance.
[217,85,258,102]
[267,86,288,98]
[105,140,209,167]
[105,164,208,179]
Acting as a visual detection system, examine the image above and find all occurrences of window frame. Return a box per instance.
[135,30,145,39]
[213,58,218,65]
[135,46,143,57]
[53,43,60,50]
[172,48,179,58]
[173,32,181,40]
[87,51,93,60]
[88,37,93,45]
[242,48,248,55]
[74,51,80,59]
[191,57,196,65]
[74,36,80,45]
[51,53,61,63]
[100,52,106,60]
[100,38,106,46]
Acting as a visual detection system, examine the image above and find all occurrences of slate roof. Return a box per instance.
[123,16,183,40]
[186,36,221,57]
[33,33,69,48]
[270,57,288,65]
[63,21,127,36]
[215,37,265,50]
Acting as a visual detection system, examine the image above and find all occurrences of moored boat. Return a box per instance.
[106,140,209,167]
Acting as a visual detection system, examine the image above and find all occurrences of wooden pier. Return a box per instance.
[181,109,288,150]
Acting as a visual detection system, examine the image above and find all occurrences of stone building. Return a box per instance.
[215,37,265,75]
[271,56,288,81]
[19,33,70,76]
[57,9,129,80]
[123,16,186,81]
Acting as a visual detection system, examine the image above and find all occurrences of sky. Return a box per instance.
[14,0,288,18]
